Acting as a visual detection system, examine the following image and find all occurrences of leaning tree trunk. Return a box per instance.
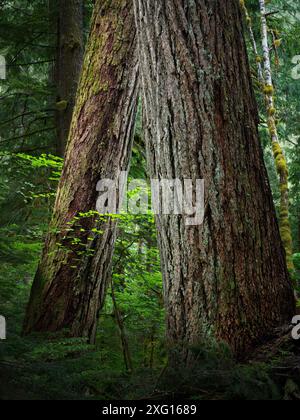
[55,0,84,156]
[134,0,295,360]
[23,0,139,343]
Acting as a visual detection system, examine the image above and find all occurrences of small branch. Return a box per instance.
[265,11,280,17]
[7,60,55,67]
[0,109,55,126]
[16,145,52,153]
[285,139,298,147]
[0,127,56,145]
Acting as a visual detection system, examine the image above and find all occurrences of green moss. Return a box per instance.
[280,217,290,228]
[287,261,294,272]
[275,156,286,172]
[268,107,276,116]
[272,142,283,158]
[280,226,293,245]
[280,210,288,218]
[279,206,294,272]
[268,118,276,132]
[263,85,274,95]
[274,39,282,48]
[280,183,289,193]
[56,100,68,111]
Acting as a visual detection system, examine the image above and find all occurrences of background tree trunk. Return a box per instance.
[111,277,133,373]
[55,0,84,156]
[23,0,139,342]
[258,0,294,273]
[134,0,295,360]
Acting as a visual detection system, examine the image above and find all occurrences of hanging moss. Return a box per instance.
[268,118,275,130]
[263,85,274,95]
[275,156,288,174]
[280,210,289,219]
[274,39,282,48]
[279,183,289,194]
[280,227,293,246]
[268,107,276,116]
[272,141,288,176]
[272,142,282,157]
[280,218,290,228]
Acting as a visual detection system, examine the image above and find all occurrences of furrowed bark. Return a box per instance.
[23,0,139,342]
[134,0,295,360]
[55,0,84,156]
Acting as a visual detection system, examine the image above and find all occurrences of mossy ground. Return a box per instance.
[1,238,299,400]
[1,284,299,401]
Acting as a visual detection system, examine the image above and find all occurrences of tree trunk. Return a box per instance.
[111,278,133,373]
[55,0,84,156]
[23,0,139,342]
[258,0,294,274]
[134,0,295,360]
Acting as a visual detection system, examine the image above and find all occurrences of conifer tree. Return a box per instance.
[134,0,295,360]
[23,0,138,343]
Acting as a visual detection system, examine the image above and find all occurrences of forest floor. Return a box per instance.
[1,323,300,400]
[1,260,300,400]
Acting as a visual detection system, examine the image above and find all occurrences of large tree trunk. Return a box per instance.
[23,0,138,342]
[134,0,295,360]
[55,0,84,156]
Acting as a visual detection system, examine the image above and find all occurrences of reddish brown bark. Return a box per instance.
[134,0,295,360]
[23,0,138,342]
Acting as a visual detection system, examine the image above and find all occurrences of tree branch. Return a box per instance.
[0,127,56,145]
